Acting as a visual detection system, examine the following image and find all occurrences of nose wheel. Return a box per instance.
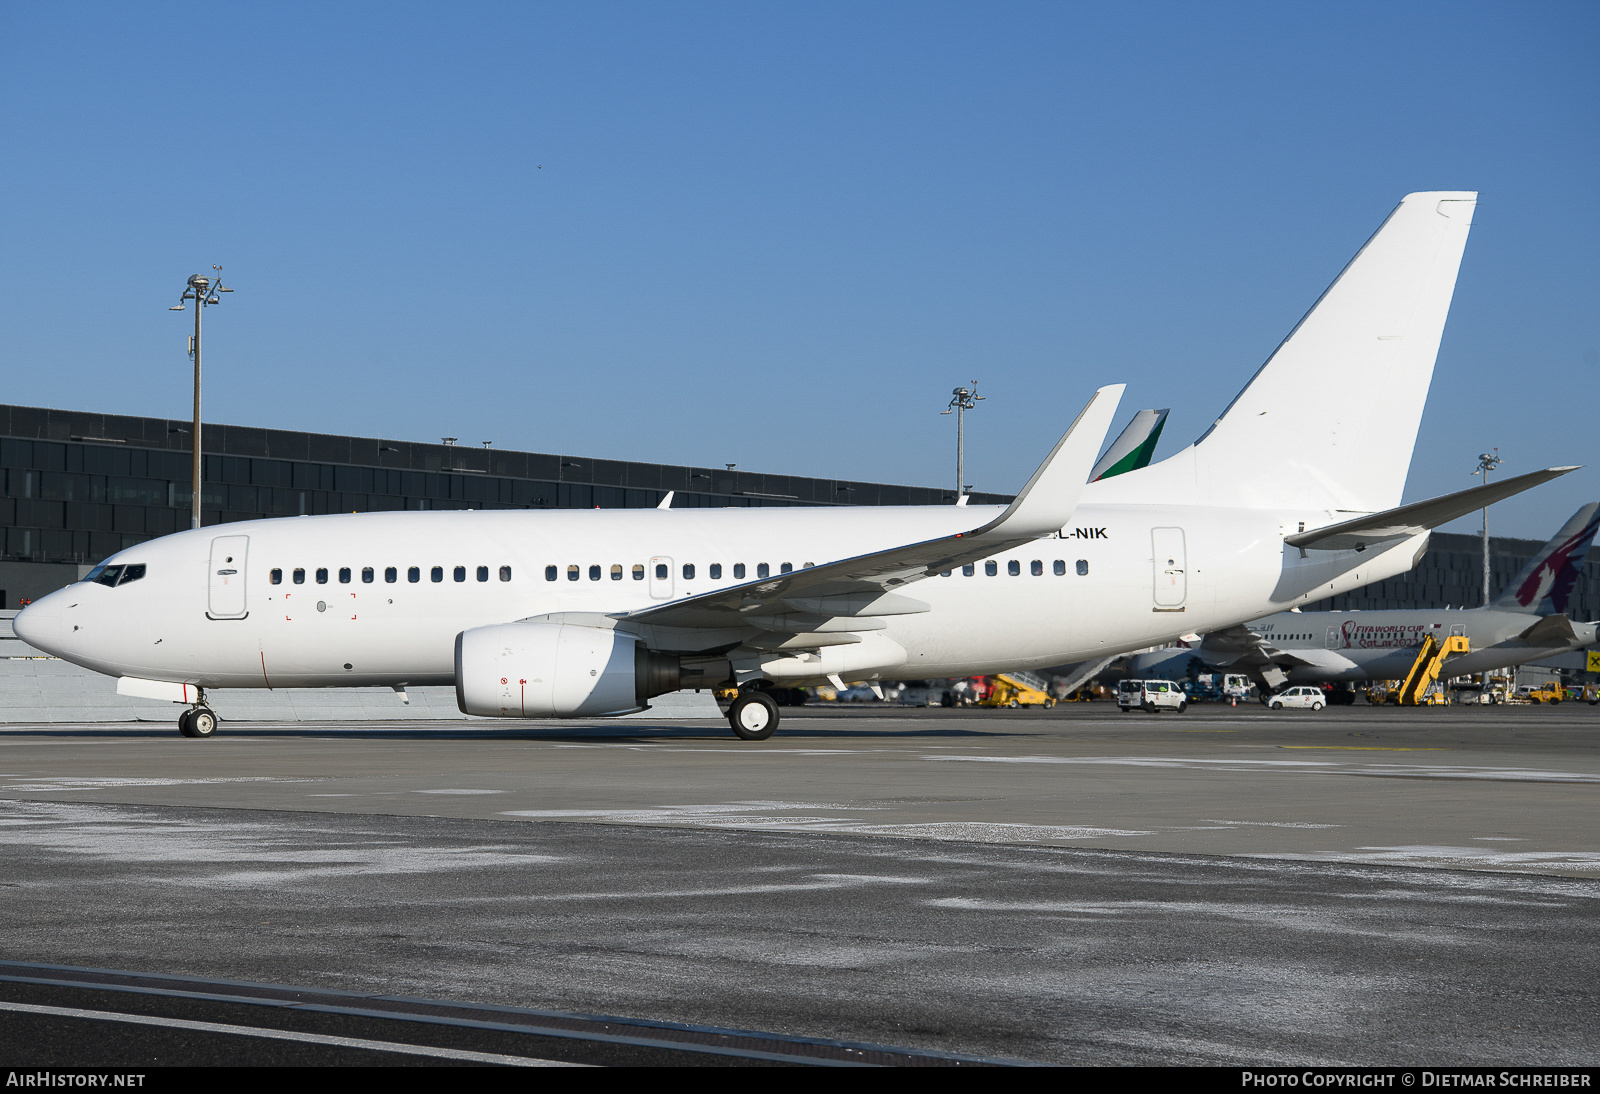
[727,691,780,741]
[178,706,218,738]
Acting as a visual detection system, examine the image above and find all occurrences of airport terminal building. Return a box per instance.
[0,402,1006,607]
[2,401,1597,623]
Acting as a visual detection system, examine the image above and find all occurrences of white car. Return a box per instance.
[1118,679,1188,713]
[1267,686,1326,711]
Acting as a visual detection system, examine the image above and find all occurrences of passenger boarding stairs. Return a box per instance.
[1395,635,1469,706]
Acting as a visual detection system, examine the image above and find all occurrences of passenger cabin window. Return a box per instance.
[1076,560,1089,576]
[1053,560,1066,576]
[709,563,722,580]
[385,567,397,583]
[757,563,770,578]
[294,568,306,584]
[500,566,512,581]
[610,565,622,581]
[408,566,420,583]
[455,566,467,582]
[546,566,558,581]
[1031,560,1043,576]
[316,568,329,584]
[985,561,997,577]
[589,565,601,581]
[940,570,952,577]
[477,566,489,582]
[962,564,974,576]
[1007,561,1020,576]
[780,563,792,574]
[631,564,644,581]
[655,563,668,580]
[362,567,374,583]
[431,566,444,583]
[734,563,746,579]
[270,569,282,585]
[683,563,695,580]
[567,565,580,582]
[339,567,351,584]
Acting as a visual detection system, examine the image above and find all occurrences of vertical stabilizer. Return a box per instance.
[1091,409,1169,481]
[1491,503,1600,615]
[1098,192,1477,512]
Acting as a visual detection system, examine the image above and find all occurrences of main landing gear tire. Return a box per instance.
[178,707,218,738]
[728,692,780,741]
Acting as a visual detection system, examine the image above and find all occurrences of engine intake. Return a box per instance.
[455,622,680,718]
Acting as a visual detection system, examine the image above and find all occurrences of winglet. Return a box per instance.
[657,491,675,510]
[970,384,1125,538]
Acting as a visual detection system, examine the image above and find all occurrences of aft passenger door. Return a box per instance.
[207,535,250,620]
[1151,528,1187,610]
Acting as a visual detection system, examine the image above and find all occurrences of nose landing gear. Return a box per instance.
[177,695,219,738]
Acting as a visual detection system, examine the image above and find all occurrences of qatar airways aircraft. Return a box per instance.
[13,191,1576,741]
[1126,503,1600,694]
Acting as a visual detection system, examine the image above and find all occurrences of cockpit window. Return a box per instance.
[85,563,145,588]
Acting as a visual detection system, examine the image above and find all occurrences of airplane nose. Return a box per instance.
[13,593,64,655]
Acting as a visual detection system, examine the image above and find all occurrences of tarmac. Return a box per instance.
[1,701,1597,1066]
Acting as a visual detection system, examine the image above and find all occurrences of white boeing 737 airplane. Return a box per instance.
[13,191,1577,740]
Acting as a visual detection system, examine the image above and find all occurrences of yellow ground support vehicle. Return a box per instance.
[1515,682,1564,704]
[979,671,1056,709]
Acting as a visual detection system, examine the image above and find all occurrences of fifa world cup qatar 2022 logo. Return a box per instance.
[1338,621,1429,650]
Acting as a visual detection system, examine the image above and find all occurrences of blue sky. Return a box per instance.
[1,1,1595,536]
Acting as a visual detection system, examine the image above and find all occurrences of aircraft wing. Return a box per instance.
[1285,467,1581,552]
[618,385,1124,632]
[1198,624,1328,669]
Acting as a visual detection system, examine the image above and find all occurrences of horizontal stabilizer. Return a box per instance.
[1516,614,1577,647]
[1285,467,1580,552]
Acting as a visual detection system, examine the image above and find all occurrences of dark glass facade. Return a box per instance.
[0,403,1008,567]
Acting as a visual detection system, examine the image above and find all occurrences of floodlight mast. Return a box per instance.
[940,383,983,501]
[1472,449,1503,605]
[168,266,233,529]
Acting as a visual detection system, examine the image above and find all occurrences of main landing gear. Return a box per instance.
[178,696,219,738]
[727,690,780,741]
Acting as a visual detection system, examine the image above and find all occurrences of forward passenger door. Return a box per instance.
[207,535,250,620]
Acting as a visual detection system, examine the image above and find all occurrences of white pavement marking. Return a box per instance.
[1254,846,1600,871]
[925,754,1600,782]
[0,999,585,1066]
[1,776,318,792]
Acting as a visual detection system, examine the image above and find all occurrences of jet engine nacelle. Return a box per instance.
[455,622,679,718]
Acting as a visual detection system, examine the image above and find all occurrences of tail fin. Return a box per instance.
[1490,503,1600,615]
[1102,192,1477,511]
[1092,409,1168,481]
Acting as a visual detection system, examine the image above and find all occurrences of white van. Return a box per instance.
[1117,679,1188,713]
[1267,686,1326,711]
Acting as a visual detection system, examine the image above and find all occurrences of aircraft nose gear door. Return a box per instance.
[1151,527,1187,610]
[208,535,250,619]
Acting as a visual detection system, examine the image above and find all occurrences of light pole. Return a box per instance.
[1472,449,1503,606]
[169,267,233,530]
[940,383,983,500]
